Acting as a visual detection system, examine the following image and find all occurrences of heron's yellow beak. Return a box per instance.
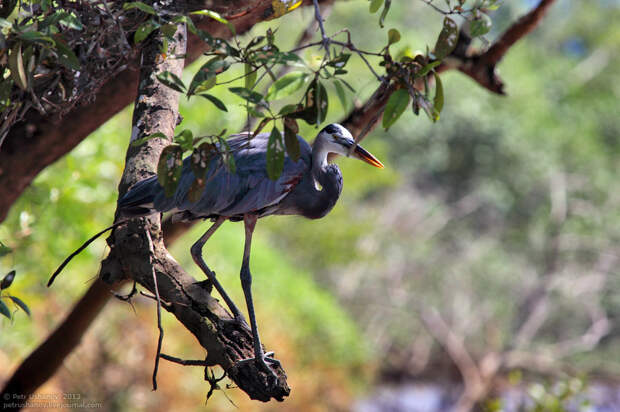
[352,144,384,169]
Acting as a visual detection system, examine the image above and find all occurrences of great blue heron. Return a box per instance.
[118,123,383,375]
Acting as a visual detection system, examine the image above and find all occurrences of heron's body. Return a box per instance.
[119,132,343,221]
[116,123,382,377]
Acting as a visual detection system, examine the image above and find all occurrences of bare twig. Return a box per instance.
[146,230,165,391]
[160,353,208,366]
[312,0,331,59]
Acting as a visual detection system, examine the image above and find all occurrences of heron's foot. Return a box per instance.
[235,352,281,384]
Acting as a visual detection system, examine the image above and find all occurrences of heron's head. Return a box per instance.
[316,123,384,168]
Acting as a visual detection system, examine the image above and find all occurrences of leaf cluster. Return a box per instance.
[0,1,148,143]
[0,243,30,322]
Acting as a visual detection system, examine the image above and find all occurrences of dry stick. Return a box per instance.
[312,0,330,59]
[160,354,208,366]
[47,220,126,287]
[146,230,164,391]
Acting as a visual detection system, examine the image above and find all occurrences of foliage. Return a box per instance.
[0,266,31,322]
[0,1,147,141]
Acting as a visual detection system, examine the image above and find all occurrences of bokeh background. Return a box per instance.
[2,0,620,410]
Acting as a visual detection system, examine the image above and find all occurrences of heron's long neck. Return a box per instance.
[306,140,343,219]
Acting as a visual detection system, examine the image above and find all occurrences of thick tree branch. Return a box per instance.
[482,0,557,66]
[451,0,557,95]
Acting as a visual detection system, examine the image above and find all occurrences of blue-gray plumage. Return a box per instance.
[118,123,383,376]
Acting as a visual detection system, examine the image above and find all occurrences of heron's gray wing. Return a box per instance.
[167,133,311,217]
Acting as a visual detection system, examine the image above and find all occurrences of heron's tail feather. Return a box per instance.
[117,176,160,217]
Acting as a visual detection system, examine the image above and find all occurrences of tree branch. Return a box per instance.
[482,0,557,66]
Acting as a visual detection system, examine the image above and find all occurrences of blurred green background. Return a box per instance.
[2,0,620,410]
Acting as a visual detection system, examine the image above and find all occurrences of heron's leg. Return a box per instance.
[190,216,243,320]
[239,215,280,373]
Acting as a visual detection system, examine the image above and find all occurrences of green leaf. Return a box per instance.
[333,80,348,110]
[175,129,194,152]
[417,60,442,77]
[54,40,80,70]
[190,142,216,179]
[0,241,11,257]
[188,57,230,96]
[131,132,167,147]
[199,94,228,112]
[267,126,285,180]
[157,144,184,197]
[434,17,459,60]
[433,73,444,118]
[57,12,83,30]
[266,72,308,101]
[292,79,328,126]
[387,28,401,45]
[468,14,492,37]
[278,104,303,116]
[246,36,265,50]
[243,105,262,118]
[157,71,186,93]
[123,2,156,15]
[160,23,177,39]
[134,21,158,43]
[379,0,391,28]
[18,31,54,44]
[191,10,236,36]
[8,43,28,90]
[40,11,83,31]
[1,270,15,290]
[369,0,383,14]
[327,54,351,69]
[229,87,263,104]
[244,63,257,90]
[9,296,30,317]
[283,117,300,162]
[172,15,205,43]
[188,142,216,202]
[192,77,216,95]
[382,88,410,130]
[0,299,10,319]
